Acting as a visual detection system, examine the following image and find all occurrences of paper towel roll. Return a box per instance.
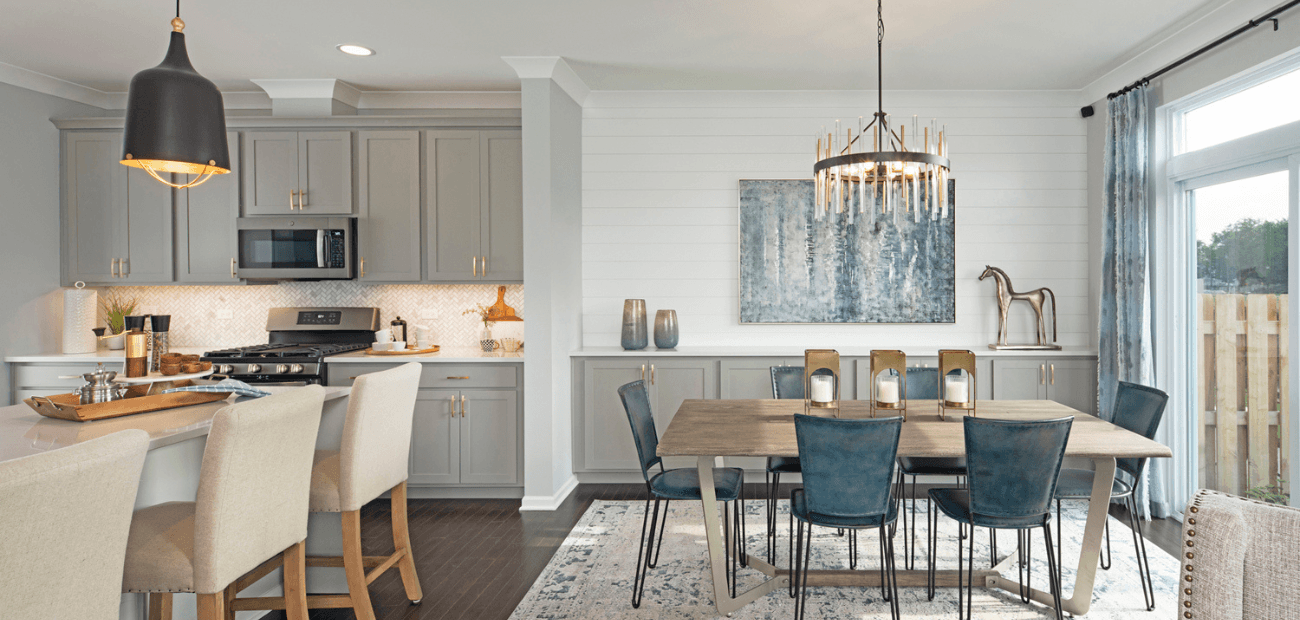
[62,282,98,354]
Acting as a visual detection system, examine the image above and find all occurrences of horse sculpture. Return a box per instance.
[978,265,1060,349]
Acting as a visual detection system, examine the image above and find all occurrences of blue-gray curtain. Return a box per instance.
[1100,85,1165,518]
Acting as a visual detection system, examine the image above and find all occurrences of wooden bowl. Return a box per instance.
[160,352,184,363]
[199,361,212,371]
[180,354,200,364]
[160,364,181,376]
[182,362,203,374]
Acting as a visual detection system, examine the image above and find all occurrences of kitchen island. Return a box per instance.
[0,385,352,620]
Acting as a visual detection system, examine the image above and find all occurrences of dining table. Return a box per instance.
[656,398,1173,616]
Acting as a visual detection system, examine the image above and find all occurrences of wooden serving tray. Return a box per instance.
[364,345,440,356]
[25,380,232,422]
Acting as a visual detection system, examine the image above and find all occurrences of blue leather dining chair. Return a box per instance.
[767,366,805,564]
[618,380,747,608]
[1054,381,1167,611]
[928,416,1074,620]
[790,414,903,620]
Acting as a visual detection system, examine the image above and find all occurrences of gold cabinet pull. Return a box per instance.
[298,190,306,209]
[1050,363,1055,386]
[1040,364,1045,385]
[650,364,656,385]
[120,258,128,278]
[290,189,298,210]
[359,257,366,278]
[461,394,467,417]
[641,364,646,383]
[230,257,237,279]
[451,395,459,417]
[447,376,470,380]
[472,256,478,277]
[481,256,487,277]
[111,258,118,278]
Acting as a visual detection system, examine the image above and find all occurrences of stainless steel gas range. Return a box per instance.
[201,307,379,385]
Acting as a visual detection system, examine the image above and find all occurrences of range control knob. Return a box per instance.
[246,364,261,374]
[289,364,304,374]
[275,364,290,374]
[217,365,234,374]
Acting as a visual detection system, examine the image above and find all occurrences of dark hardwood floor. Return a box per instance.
[268,483,1181,620]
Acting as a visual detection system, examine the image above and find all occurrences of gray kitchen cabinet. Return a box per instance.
[992,358,1097,415]
[64,132,125,284]
[62,131,172,285]
[459,389,519,484]
[425,130,522,283]
[175,132,240,283]
[580,358,717,472]
[480,131,523,281]
[357,131,421,282]
[243,131,352,215]
[409,389,460,485]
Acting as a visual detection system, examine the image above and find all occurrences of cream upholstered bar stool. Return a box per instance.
[121,385,326,620]
[0,430,149,620]
[240,362,424,618]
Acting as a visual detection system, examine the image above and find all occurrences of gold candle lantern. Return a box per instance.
[803,349,840,416]
[938,349,977,420]
[869,350,907,419]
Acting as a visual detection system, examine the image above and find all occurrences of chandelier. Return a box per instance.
[813,0,950,223]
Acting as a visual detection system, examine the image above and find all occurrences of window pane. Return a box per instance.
[1185,67,1300,152]
[1193,170,1290,504]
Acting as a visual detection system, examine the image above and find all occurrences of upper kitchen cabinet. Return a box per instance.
[175,132,241,283]
[63,131,173,285]
[243,131,352,215]
[356,131,421,282]
[426,130,522,283]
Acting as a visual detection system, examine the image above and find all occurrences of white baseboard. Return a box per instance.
[519,475,579,511]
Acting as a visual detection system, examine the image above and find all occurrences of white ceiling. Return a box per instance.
[0,0,1227,94]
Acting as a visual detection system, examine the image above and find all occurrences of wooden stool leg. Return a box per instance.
[147,592,172,620]
[391,481,425,603]
[195,592,224,620]
[283,540,309,620]
[343,509,378,620]
[222,584,235,620]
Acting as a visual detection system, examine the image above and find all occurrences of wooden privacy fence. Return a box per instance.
[1198,293,1289,497]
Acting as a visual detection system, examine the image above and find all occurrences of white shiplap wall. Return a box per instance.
[582,90,1090,349]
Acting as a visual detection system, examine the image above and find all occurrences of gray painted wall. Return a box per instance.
[0,82,101,405]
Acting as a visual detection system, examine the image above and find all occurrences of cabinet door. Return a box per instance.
[297,131,353,215]
[176,131,240,283]
[1046,360,1097,415]
[357,131,421,281]
[649,360,717,470]
[409,389,460,485]
[120,166,173,283]
[583,359,648,471]
[242,131,298,215]
[459,390,519,485]
[479,131,522,282]
[64,132,125,284]
[425,130,481,281]
[991,359,1049,401]
[720,358,799,399]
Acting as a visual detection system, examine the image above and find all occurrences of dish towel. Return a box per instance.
[162,378,271,399]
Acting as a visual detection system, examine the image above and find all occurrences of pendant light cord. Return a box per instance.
[176,0,180,18]
[877,0,884,117]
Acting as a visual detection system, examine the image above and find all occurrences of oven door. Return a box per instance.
[236,217,355,280]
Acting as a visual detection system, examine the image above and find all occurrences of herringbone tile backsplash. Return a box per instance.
[100,283,524,348]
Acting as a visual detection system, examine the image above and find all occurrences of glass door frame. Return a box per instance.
[1154,102,1300,514]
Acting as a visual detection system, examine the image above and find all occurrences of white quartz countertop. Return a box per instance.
[571,346,1098,358]
[324,346,523,363]
[4,347,210,364]
[0,385,350,464]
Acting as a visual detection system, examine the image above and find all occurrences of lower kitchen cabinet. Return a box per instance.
[991,358,1097,415]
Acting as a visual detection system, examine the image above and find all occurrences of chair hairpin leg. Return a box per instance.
[788,503,797,598]
[957,517,966,620]
[875,527,888,601]
[849,527,859,570]
[989,528,998,568]
[965,523,976,620]
[767,470,779,565]
[739,496,748,567]
[648,499,669,568]
[1056,499,1063,570]
[1017,529,1033,603]
[909,473,919,570]
[1043,521,1065,620]
[630,497,659,608]
[884,523,901,620]
[1101,507,1113,570]
[926,499,938,601]
[1126,495,1156,611]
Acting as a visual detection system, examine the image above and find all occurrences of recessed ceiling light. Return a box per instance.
[337,44,374,57]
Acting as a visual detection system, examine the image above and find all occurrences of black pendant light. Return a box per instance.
[121,0,229,189]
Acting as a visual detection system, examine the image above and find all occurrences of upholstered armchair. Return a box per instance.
[1179,489,1300,619]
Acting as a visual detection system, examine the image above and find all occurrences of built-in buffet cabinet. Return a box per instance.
[572,354,1096,479]
[58,120,522,286]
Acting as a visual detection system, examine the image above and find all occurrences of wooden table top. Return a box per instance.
[657,399,1173,459]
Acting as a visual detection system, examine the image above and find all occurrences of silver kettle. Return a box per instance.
[75,364,129,404]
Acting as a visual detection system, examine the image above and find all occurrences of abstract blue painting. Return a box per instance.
[738,179,955,323]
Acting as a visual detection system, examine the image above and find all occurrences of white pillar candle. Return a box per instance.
[945,375,969,403]
[876,374,899,404]
[810,375,834,403]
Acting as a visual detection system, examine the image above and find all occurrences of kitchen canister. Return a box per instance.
[653,309,679,349]
[62,282,98,354]
[621,299,648,350]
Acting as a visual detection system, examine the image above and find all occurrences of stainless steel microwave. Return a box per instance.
[236,217,355,280]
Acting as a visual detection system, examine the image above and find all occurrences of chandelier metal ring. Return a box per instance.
[813,151,951,175]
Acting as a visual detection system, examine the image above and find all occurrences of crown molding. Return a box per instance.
[50,110,522,131]
[0,60,116,108]
[502,56,590,105]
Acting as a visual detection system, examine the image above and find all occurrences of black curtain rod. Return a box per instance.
[1108,0,1300,99]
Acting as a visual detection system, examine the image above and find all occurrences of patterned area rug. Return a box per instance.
[510,500,1179,619]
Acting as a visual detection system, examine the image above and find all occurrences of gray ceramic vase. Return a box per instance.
[621,299,648,350]
[654,309,679,349]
